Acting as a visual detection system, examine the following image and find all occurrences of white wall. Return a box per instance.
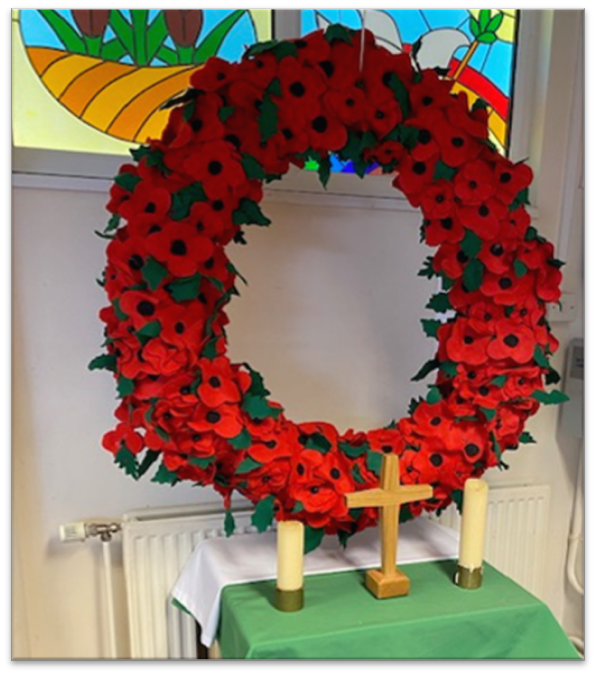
[12,10,584,659]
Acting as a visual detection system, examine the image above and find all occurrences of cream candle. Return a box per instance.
[458,478,489,571]
[275,521,305,611]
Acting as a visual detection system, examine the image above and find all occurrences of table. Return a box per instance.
[218,560,580,660]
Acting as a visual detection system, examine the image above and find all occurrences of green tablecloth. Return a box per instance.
[218,560,580,660]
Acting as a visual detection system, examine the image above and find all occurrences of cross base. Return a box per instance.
[365,567,410,599]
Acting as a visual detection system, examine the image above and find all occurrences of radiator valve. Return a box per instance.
[59,520,122,543]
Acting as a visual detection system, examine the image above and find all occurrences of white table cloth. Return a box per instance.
[171,517,459,648]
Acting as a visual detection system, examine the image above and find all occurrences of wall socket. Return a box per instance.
[546,292,579,323]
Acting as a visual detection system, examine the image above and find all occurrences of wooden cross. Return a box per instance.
[345,453,433,598]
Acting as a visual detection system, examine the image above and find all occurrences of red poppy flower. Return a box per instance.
[446,92,489,140]
[480,270,535,306]
[306,107,348,153]
[393,152,439,203]
[500,205,531,240]
[433,242,468,279]
[183,140,246,198]
[323,38,360,90]
[365,98,402,138]
[502,366,543,399]
[142,338,191,376]
[119,289,168,330]
[478,239,515,275]
[424,213,465,246]
[118,180,172,222]
[419,180,455,221]
[197,357,241,408]
[275,108,312,157]
[493,159,533,206]
[145,224,213,278]
[294,29,331,66]
[364,139,403,169]
[366,428,405,455]
[447,279,485,312]
[445,421,489,464]
[102,422,144,455]
[324,86,366,127]
[247,434,293,463]
[106,234,149,287]
[433,114,482,168]
[411,401,454,439]
[405,109,443,162]
[487,319,536,364]
[458,198,508,240]
[238,51,278,90]
[159,303,206,350]
[445,319,491,366]
[106,167,138,214]
[400,439,444,485]
[536,264,562,303]
[363,49,414,104]
[467,301,506,334]
[189,403,244,439]
[190,56,236,91]
[454,159,496,205]
[240,459,291,498]
[409,70,454,113]
[277,57,326,123]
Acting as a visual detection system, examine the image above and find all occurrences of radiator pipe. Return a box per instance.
[102,539,118,659]
[566,450,584,597]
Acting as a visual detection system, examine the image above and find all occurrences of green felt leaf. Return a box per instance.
[548,258,565,269]
[426,293,452,313]
[271,41,298,60]
[241,153,266,181]
[130,145,169,174]
[233,198,271,227]
[480,407,496,421]
[169,182,207,220]
[440,361,458,377]
[479,9,491,32]
[451,488,464,512]
[418,256,436,279]
[472,98,489,112]
[411,358,439,382]
[386,72,410,119]
[477,32,497,44]
[115,445,139,479]
[408,397,423,415]
[142,257,169,290]
[88,354,116,372]
[242,363,270,398]
[491,375,507,387]
[105,213,121,233]
[94,230,115,240]
[454,415,478,423]
[182,99,195,122]
[112,299,127,321]
[224,509,235,537]
[531,389,570,405]
[398,125,419,150]
[519,431,536,444]
[339,440,368,459]
[258,92,279,143]
[189,455,216,469]
[246,39,278,56]
[151,463,179,485]
[137,449,161,477]
[351,463,367,485]
[426,385,442,404]
[533,345,550,369]
[267,77,282,97]
[439,272,455,290]
[236,457,263,474]
[292,501,304,514]
[318,156,331,189]
[202,337,219,361]
[136,320,161,339]
[251,495,275,533]
[324,24,353,44]
[114,172,141,192]
[219,105,234,122]
[433,160,457,182]
[154,426,170,442]
[242,395,282,420]
[461,229,482,258]
[513,259,528,278]
[490,431,502,462]
[463,258,485,292]
[169,274,202,302]
[304,526,325,554]
[117,376,134,398]
[205,276,225,293]
[304,433,332,453]
[510,187,530,211]
[366,450,383,477]
[545,367,561,385]
[228,428,252,450]
[486,12,504,33]
[421,319,441,338]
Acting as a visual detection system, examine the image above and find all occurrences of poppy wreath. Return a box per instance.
[92,25,567,552]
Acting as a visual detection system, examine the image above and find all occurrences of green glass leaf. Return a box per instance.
[228,428,252,450]
[304,526,325,553]
[411,358,439,382]
[224,509,235,537]
[366,450,383,477]
[151,463,179,485]
[479,9,492,32]
[324,24,353,44]
[531,389,570,405]
[117,376,134,398]
[426,293,452,313]
[88,354,116,372]
[477,33,497,44]
[339,440,368,459]
[194,9,245,63]
[241,153,266,181]
[115,445,139,479]
[433,160,457,182]
[251,495,276,533]
[137,449,161,477]
[421,319,441,338]
[486,12,504,33]
[38,9,86,53]
[469,17,480,38]
[461,229,482,258]
[236,457,263,474]
[463,258,485,292]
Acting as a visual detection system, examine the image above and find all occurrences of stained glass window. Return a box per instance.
[301,9,518,174]
[12,9,272,155]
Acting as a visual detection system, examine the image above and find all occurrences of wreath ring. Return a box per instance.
[94,25,565,551]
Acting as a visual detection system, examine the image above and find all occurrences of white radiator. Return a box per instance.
[122,484,550,660]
